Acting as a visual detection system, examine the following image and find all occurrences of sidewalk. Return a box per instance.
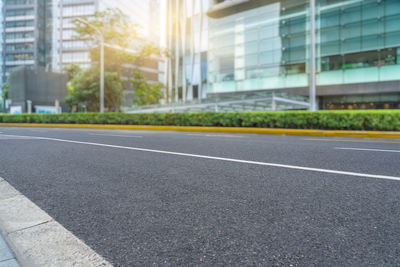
[0,234,19,267]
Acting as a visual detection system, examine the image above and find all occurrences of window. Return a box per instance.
[5,31,34,39]
[6,53,34,61]
[6,43,34,51]
[5,20,34,28]
[6,9,34,17]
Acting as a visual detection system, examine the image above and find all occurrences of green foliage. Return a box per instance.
[65,66,124,112]
[130,71,163,105]
[63,64,82,80]
[1,110,399,131]
[66,8,166,110]
[2,81,9,100]
[72,8,164,74]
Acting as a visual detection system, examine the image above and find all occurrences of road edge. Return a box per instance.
[0,123,399,139]
[0,177,113,267]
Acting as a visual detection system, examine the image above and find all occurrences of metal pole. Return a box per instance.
[100,37,105,113]
[27,100,32,114]
[55,99,60,114]
[309,0,317,111]
[59,0,63,71]
[75,18,105,113]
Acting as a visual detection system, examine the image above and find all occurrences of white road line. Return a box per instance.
[89,133,143,138]
[304,138,400,144]
[1,133,400,182]
[336,147,400,153]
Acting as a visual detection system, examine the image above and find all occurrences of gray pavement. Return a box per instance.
[0,127,399,266]
[0,234,19,267]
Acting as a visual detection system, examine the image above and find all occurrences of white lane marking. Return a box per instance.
[1,133,400,182]
[89,133,143,138]
[336,147,400,153]
[304,138,400,144]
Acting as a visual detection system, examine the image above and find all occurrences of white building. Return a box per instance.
[52,0,162,71]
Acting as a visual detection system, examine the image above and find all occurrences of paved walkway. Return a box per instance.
[0,234,19,267]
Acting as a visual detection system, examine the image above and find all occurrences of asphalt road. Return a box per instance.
[0,127,399,266]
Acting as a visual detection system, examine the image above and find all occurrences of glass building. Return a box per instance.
[0,0,3,97]
[207,0,400,109]
[1,0,53,85]
[165,0,209,102]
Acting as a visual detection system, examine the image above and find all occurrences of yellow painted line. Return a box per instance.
[187,133,245,138]
[304,138,400,144]
[0,123,399,139]
[89,133,143,138]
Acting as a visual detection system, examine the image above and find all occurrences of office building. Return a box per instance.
[53,0,162,72]
[52,0,164,110]
[1,0,53,91]
[0,0,4,99]
[163,0,400,111]
[165,0,209,103]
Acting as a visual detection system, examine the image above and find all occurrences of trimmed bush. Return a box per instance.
[0,110,399,131]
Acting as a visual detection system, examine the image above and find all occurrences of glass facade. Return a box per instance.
[0,0,3,95]
[183,0,209,100]
[2,0,52,72]
[2,0,36,79]
[166,0,209,102]
[207,0,400,97]
[53,0,97,70]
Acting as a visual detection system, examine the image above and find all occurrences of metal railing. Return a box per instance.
[125,91,310,114]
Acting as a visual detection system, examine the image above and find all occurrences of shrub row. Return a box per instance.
[0,110,399,131]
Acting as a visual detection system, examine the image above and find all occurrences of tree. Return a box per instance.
[65,66,123,112]
[2,81,9,100]
[130,71,163,106]
[63,64,82,80]
[1,81,9,112]
[66,8,166,110]
[73,8,164,74]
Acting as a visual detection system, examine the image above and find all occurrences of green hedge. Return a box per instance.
[0,110,399,131]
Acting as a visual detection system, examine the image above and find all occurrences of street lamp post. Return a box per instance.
[76,18,104,113]
[309,0,317,111]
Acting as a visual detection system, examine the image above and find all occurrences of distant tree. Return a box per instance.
[66,8,167,110]
[63,64,82,80]
[2,81,9,100]
[130,71,163,106]
[72,8,164,74]
[65,66,123,112]
[1,81,9,112]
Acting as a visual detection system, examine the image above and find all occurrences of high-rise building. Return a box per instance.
[165,0,209,103]
[53,0,162,71]
[0,0,4,96]
[1,0,53,89]
[165,0,400,110]
[207,0,400,110]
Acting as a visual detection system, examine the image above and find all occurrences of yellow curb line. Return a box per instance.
[0,123,399,139]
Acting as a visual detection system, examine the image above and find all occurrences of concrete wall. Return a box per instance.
[9,66,68,113]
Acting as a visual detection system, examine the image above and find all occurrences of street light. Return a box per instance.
[309,0,317,111]
[76,18,105,114]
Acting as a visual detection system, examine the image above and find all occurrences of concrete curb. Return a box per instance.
[1,123,400,139]
[0,178,113,267]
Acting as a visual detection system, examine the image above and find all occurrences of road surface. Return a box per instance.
[0,127,399,266]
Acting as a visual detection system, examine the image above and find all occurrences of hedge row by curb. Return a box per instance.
[0,110,399,131]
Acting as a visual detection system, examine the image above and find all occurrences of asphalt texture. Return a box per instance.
[0,127,399,266]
